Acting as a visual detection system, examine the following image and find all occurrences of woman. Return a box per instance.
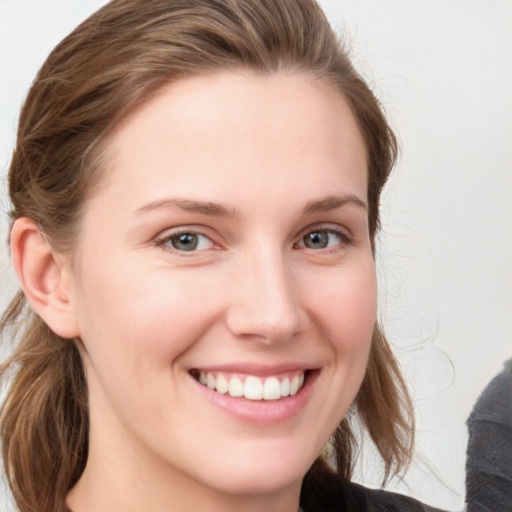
[0,1,444,511]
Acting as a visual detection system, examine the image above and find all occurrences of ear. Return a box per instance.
[10,217,80,339]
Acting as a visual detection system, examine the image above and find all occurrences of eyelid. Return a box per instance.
[297,222,353,239]
[294,223,354,250]
[154,226,222,253]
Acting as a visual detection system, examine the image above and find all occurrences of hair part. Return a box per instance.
[1,1,411,510]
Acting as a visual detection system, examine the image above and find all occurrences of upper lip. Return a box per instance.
[188,362,319,377]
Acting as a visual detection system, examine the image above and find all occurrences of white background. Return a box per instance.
[1,1,511,511]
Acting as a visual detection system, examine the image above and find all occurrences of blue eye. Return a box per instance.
[161,232,215,252]
[299,230,347,250]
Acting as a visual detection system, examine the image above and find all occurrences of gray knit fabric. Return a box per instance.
[466,359,512,511]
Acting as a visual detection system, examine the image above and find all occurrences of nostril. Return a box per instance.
[225,304,304,343]
[225,257,303,341]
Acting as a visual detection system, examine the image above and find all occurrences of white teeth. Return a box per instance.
[289,375,300,396]
[280,377,290,397]
[206,373,216,390]
[216,374,229,394]
[244,376,263,400]
[263,377,281,400]
[196,371,306,400]
[228,376,244,397]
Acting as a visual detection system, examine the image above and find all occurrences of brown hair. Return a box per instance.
[0,1,413,511]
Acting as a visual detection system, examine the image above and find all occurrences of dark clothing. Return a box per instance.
[465,359,512,512]
[62,480,447,512]
[300,468,447,512]
[336,481,447,511]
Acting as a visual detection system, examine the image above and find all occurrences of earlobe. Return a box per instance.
[10,217,80,339]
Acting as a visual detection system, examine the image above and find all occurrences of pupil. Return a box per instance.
[305,232,328,248]
[172,233,198,251]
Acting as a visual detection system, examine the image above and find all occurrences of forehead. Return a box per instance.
[90,71,368,213]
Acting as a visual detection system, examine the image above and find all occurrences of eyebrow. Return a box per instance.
[133,198,239,218]
[133,193,367,218]
[302,194,367,214]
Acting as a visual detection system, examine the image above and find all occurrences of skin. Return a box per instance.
[17,72,377,512]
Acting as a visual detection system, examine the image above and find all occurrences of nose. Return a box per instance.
[225,247,304,344]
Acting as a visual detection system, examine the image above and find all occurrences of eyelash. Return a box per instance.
[155,228,220,254]
[154,225,353,255]
[294,225,354,253]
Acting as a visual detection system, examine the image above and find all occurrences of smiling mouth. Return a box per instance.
[190,370,309,401]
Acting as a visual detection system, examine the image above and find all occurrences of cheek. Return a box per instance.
[310,260,377,354]
[73,259,222,367]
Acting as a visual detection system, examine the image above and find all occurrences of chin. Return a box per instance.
[210,466,305,497]
[194,442,317,497]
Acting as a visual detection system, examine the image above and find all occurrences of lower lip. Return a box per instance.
[192,371,318,424]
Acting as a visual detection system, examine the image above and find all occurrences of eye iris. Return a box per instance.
[304,231,329,249]
[171,233,198,251]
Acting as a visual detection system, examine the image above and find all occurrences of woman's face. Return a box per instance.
[66,72,376,502]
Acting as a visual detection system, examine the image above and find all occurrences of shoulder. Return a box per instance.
[300,467,448,512]
[465,359,512,511]
[467,359,512,428]
[348,481,447,512]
